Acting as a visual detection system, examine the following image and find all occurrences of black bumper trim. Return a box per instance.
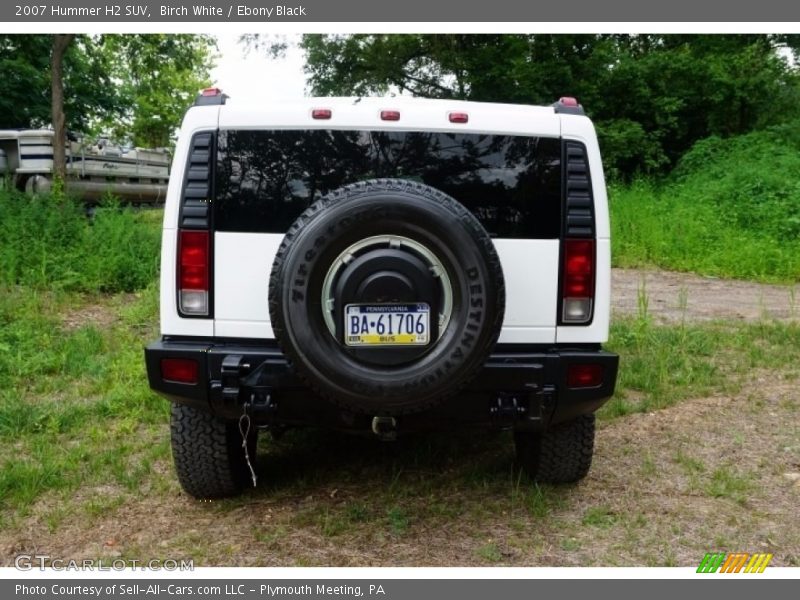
[145,339,618,432]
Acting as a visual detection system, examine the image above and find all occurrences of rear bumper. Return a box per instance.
[145,339,618,433]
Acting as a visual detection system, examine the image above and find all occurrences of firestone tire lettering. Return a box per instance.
[269,179,505,415]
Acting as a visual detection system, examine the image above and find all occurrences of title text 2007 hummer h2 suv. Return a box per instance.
[145,89,619,499]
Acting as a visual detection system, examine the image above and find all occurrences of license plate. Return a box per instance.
[344,303,430,346]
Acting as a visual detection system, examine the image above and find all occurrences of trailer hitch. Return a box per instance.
[490,394,527,429]
[211,354,279,420]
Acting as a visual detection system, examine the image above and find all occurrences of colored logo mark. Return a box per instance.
[697,552,773,573]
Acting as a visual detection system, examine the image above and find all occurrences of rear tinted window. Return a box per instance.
[215,130,561,238]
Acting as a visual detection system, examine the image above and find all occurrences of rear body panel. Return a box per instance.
[160,96,610,345]
[212,233,560,344]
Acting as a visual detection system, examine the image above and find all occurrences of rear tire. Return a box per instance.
[170,403,257,499]
[514,414,596,483]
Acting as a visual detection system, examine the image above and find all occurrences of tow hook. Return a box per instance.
[490,394,527,428]
[371,416,397,441]
[249,389,277,420]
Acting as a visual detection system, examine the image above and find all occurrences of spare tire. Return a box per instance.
[269,179,504,415]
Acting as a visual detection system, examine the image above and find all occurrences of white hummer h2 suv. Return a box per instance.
[145,89,619,499]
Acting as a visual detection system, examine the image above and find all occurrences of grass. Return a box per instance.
[2,271,798,538]
[0,283,168,521]
[476,542,503,563]
[705,466,753,505]
[386,505,410,535]
[0,295,794,566]
[0,174,798,563]
[0,189,160,293]
[1,239,799,528]
[582,505,618,529]
[0,188,166,523]
[611,122,800,283]
[674,450,706,475]
[602,313,800,419]
[511,475,563,518]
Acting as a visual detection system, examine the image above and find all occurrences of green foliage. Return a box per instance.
[705,467,753,503]
[0,189,160,293]
[0,35,123,131]
[582,505,618,528]
[297,34,800,178]
[0,34,213,148]
[605,318,719,417]
[0,36,50,128]
[611,123,800,282]
[476,542,503,562]
[99,34,216,148]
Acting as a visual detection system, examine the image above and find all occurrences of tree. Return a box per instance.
[0,34,122,132]
[0,36,51,129]
[0,34,214,152]
[296,34,800,178]
[51,34,75,181]
[99,35,215,148]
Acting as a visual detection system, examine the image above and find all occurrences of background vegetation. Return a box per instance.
[1,188,798,533]
[612,122,800,281]
[0,34,214,148]
[296,34,800,178]
[0,191,160,292]
[276,34,800,280]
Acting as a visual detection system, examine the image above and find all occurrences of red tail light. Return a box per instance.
[448,112,469,124]
[178,230,209,316]
[562,239,595,323]
[161,358,199,384]
[567,364,603,388]
[312,108,332,120]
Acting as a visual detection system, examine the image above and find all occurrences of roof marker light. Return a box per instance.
[559,97,579,107]
[201,87,223,97]
[380,110,401,121]
[448,112,469,124]
[312,108,332,120]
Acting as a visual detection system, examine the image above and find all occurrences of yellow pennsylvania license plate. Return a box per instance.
[344,303,430,346]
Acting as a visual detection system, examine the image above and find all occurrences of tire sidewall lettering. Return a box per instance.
[272,180,504,413]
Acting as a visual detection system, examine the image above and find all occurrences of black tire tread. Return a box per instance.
[268,178,505,415]
[515,414,595,483]
[170,403,255,499]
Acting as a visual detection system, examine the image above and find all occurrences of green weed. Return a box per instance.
[476,542,503,563]
[611,124,800,282]
[386,505,410,535]
[674,450,706,474]
[604,315,800,419]
[0,190,160,293]
[582,505,618,529]
[705,467,753,504]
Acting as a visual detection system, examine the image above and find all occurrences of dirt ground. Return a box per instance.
[612,268,799,323]
[4,268,799,567]
[3,370,797,567]
[60,269,800,330]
